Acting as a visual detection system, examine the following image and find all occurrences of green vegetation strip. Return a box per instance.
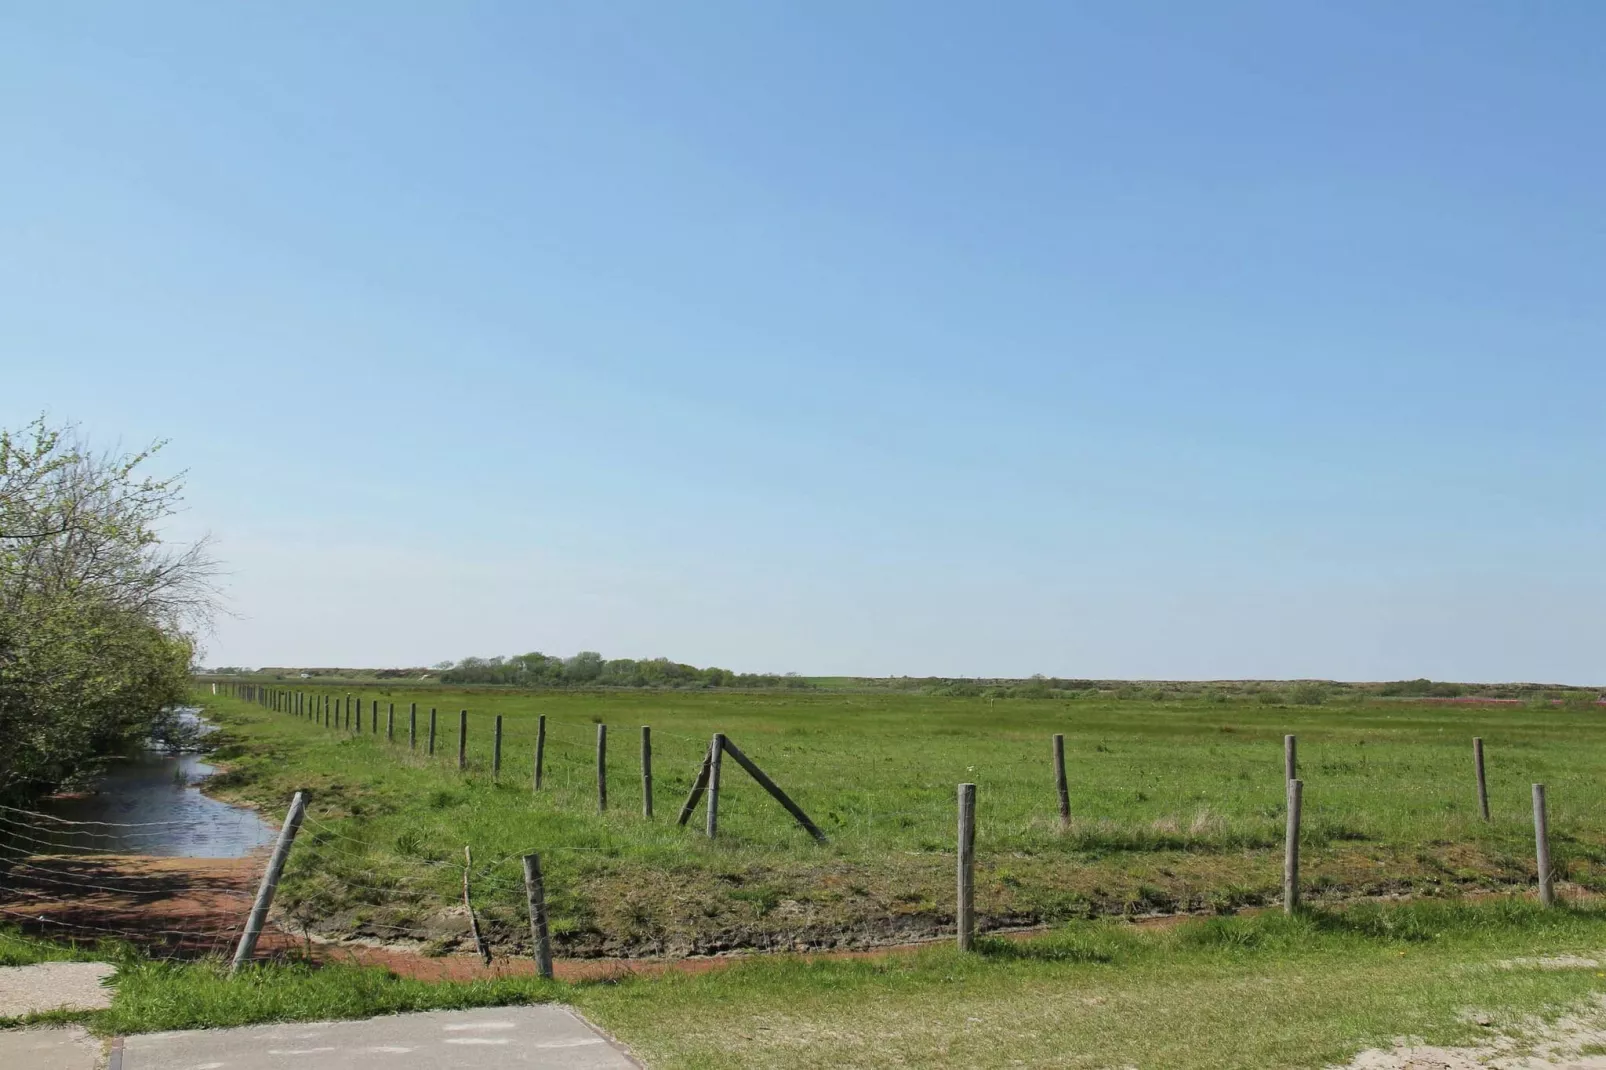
[9,901,1606,1069]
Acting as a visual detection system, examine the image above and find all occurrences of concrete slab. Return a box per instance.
[0,963,116,1017]
[0,1025,104,1070]
[122,1005,638,1069]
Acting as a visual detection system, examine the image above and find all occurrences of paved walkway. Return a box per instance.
[0,1026,103,1070]
[0,963,116,1018]
[121,1006,639,1069]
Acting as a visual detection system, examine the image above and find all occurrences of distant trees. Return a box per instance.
[0,418,216,803]
[1379,679,1466,698]
[438,651,811,690]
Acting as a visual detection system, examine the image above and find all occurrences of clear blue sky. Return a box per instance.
[4,3,1603,682]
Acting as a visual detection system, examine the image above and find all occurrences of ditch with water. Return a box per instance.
[37,708,277,858]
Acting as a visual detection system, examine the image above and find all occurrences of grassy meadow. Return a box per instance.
[193,684,1606,957]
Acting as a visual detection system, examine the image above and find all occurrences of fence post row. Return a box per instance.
[230,789,309,974]
[957,782,976,951]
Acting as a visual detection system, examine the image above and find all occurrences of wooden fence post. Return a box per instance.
[409,703,417,750]
[458,710,468,771]
[356,699,363,734]
[1052,733,1070,829]
[387,703,395,743]
[706,733,725,838]
[523,853,554,980]
[1284,778,1303,914]
[493,715,503,779]
[1474,738,1490,821]
[718,737,828,844]
[596,723,608,812]
[371,699,378,735]
[428,708,437,756]
[676,746,713,826]
[462,846,491,966]
[230,790,309,974]
[641,726,653,818]
[535,715,546,790]
[1534,783,1554,907]
[1284,734,1297,782]
[957,782,976,950]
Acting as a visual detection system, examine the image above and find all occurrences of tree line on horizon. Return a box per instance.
[438,651,813,690]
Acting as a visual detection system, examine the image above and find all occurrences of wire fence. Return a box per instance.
[1,681,1576,971]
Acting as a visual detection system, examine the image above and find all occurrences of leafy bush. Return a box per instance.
[0,418,214,804]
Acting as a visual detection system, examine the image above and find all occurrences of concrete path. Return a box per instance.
[121,1006,639,1069]
[0,1026,103,1070]
[0,963,116,1018]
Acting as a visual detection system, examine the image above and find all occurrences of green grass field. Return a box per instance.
[196,685,1606,957]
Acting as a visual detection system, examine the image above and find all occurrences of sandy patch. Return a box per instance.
[1332,996,1606,1069]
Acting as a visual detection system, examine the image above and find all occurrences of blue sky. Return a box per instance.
[4,2,1603,681]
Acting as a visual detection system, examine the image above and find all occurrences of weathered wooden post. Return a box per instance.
[522,853,554,980]
[493,715,503,779]
[409,703,417,750]
[677,746,713,826]
[717,736,828,843]
[1474,738,1490,821]
[1534,783,1554,907]
[1052,733,1070,829]
[641,726,653,818]
[344,694,351,730]
[1284,734,1297,782]
[356,698,363,734]
[458,710,468,771]
[230,790,309,974]
[957,782,976,950]
[534,715,546,790]
[462,846,491,966]
[428,708,437,755]
[706,732,725,838]
[387,703,395,743]
[596,723,608,812]
[370,699,378,735]
[1284,778,1303,914]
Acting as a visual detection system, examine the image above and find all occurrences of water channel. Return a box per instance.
[38,708,277,858]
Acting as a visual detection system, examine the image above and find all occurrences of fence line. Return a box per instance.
[193,683,1582,961]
